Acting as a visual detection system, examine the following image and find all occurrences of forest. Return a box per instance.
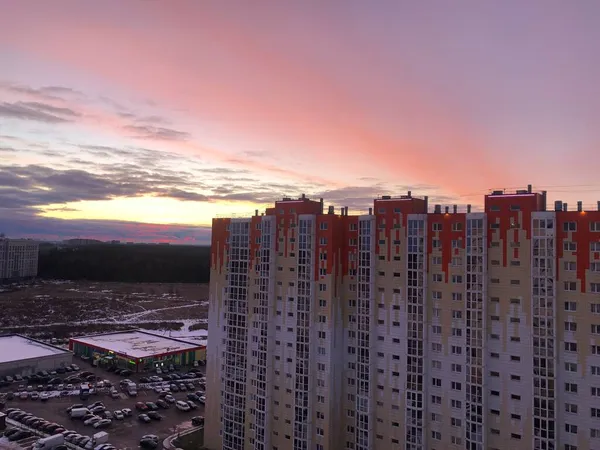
[38,243,211,283]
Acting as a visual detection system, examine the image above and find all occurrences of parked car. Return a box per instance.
[94,419,112,429]
[176,401,191,412]
[138,414,151,423]
[134,401,147,411]
[121,408,133,417]
[191,416,204,426]
[113,410,124,420]
[147,411,163,421]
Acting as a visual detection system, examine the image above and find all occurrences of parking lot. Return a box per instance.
[1,356,206,450]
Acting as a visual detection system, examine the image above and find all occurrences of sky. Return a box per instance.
[0,0,599,245]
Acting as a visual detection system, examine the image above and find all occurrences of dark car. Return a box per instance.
[191,416,204,426]
[145,402,159,411]
[147,411,163,421]
[156,399,169,409]
[187,393,199,401]
[139,439,158,449]
[138,414,151,423]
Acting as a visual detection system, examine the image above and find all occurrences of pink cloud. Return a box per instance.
[1,1,598,205]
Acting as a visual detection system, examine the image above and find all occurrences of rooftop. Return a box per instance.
[0,334,69,364]
[70,330,203,359]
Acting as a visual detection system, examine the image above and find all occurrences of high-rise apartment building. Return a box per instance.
[205,187,600,450]
[0,238,39,283]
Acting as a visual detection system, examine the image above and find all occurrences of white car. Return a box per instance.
[113,410,124,420]
[84,416,101,426]
[176,401,191,412]
[121,408,133,417]
[198,395,206,404]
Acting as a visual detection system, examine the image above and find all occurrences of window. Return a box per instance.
[564,221,577,232]
[451,257,462,266]
[564,261,576,271]
[565,342,578,352]
[432,325,442,334]
[319,222,328,230]
[565,424,578,434]
[565,321,577,331]
[431,377,442,387]
[319,283,327,292]
[565,301,577,312]
[452,222,463,231]
[452,310,462,319]
[593,283,600,293]
[451,399,461,408]
[593,324,600,335]
[565,403,578,414]
[452,292,462,301]
[592,407,600,417]
[592,304,600,314]
[431,360,442,370]
[451,275,463,283]
[591,222,600,232]
[452,328,462,337]
[432,256,442,265]
[451,381,461,391]
[451,346,462,355]
[432,222,442,231]
[592,345,600,355]
[432,273,442,282]
[432,290,442,299]
[432,239,441,248]
[451,417,462,427]
[565,383,578,393]
[592,241,600,251]
[592,262,600,272]
[564,241,577,251]
[431,395,441,404]
[431,431,441,440]
[565,362,577,372]
[431,343,442,353]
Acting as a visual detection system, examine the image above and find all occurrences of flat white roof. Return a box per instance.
[71,331,201,359]
[0,335,69,364]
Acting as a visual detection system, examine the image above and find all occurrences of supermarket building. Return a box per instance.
[69,330,206,372]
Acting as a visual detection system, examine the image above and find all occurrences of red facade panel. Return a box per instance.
[427,213,466,282]
[484,193,544,267]
[211,218,230,274]
[556,210,600,293]
[373,197,427,260]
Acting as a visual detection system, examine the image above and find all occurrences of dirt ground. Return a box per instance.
[0,281,209,339]
[1,356,206,450]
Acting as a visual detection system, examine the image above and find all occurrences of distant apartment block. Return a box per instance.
[205,187,600,450]
[0,238,39,283]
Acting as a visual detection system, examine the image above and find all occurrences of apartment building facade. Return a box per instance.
[205,188,600,450]
[0,238,39,283]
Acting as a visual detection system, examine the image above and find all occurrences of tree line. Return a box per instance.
[38,243,211,283]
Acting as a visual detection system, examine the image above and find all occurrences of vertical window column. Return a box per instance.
[532,213,557,450]
[405,217,427,450]
[465,215,487,450]
[222,219,250,450]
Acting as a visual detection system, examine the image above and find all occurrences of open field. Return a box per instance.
[0,281,209,341]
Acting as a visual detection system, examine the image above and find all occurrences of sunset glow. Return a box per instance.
[1,0,599,243]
